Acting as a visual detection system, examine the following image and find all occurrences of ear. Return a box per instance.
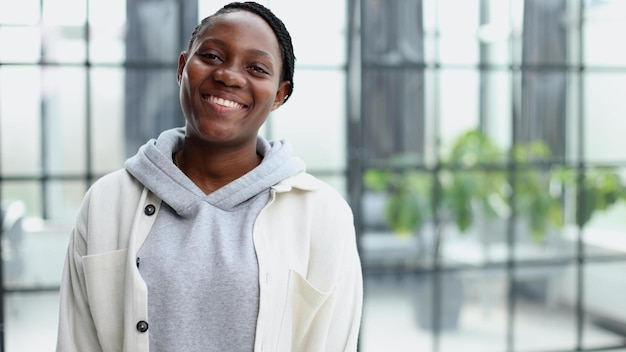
[271,81,292,111]
[177,52,188,86]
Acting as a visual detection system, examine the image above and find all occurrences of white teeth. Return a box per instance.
[209,96,243,109]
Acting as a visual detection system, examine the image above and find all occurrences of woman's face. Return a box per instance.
[177,11,290,149]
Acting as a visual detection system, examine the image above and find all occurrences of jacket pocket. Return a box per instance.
[83,248,127,351]
[278,270,335,351]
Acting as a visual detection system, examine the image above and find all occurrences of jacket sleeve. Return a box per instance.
[325,203,363,351]
[56,194,103,352]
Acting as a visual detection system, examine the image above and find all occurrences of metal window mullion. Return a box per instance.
[85,0,94,187]
[506,0,518,350]
[40,0,49,220]
[346,2,363,349]
[0,31,4,352]
[431,0,442,351]
[575,0,586,349]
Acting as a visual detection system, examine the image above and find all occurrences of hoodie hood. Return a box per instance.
[125,127,305,216]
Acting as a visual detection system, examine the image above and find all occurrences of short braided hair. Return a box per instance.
[187,2,296,103]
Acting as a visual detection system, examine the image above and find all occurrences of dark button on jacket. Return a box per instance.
[136,320,149,333]
[144,204,156,216]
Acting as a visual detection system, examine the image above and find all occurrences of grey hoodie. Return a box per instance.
[125,127,305,352]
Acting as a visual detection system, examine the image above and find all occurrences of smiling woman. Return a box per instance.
[175,10,291,166]
[55,2,362,352]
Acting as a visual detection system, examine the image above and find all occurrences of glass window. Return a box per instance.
[270,0,346,67]
[42,0,86,26]
[4,292,60,352]
[512,265,578,352]
[0,66,42,176]
[583,0,626,66]
[41,25,87,63]
[0,0,40,25]
[3,1,626,351]
[0,26,41,63]
[269,70,346,172]
[45,180,87,223]
[355,1,626,351]
[90,67,126,174]
[42,67,87,175]
[88,0,126,63]
[432,0,480,65]
[581,262,626,349]
[1,181,42,219]
[584,72,626,163]
[438,69,480,147]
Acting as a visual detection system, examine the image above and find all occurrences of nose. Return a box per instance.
[213,66,246,88]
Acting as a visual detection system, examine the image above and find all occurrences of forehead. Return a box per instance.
[196,11,280,56]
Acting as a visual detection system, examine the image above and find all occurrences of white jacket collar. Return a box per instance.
[272,173,322,193]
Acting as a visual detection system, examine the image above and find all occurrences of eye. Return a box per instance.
[248,65,269,75]
[200,52,222,62]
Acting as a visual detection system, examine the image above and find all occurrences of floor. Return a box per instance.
[359,275,626,352]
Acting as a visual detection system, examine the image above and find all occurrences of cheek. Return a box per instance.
[178,73,197,119]
[258,83,281,107]
[179,69,201,102]
[182,62,207,87]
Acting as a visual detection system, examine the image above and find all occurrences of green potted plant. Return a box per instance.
[363,129,510,330]
[363,130,582,242]
[363,129,510,238]
[440,129,508,234]
[363,128,626,329]
[552,166,626,228]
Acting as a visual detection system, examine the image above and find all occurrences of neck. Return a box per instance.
[174,143,262,194]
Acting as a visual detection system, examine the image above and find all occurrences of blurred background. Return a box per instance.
[1,0,626,351]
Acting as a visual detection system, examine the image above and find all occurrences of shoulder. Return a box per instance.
[87,169,142,199]
[272,172,354,219]
[275,172,348,201]
[72,169,146,253]
[79,169,144,216]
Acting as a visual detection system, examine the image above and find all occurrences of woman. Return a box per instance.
[56,2,362,351]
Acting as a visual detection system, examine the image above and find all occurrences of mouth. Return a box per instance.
[203,95,247,110]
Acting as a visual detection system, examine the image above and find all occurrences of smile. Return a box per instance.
[206,95,246,109]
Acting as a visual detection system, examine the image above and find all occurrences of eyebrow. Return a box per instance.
[199,38,275,61]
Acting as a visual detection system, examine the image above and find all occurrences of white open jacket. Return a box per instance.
[56,169,363,352]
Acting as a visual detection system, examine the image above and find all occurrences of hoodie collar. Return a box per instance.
[125,127,306,216]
